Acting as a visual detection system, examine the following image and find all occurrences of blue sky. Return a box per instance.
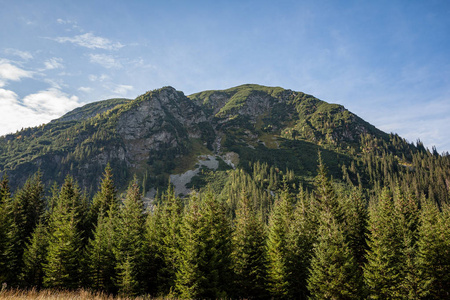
[1,0,449,152]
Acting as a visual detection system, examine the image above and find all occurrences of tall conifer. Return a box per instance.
[416,199,450,299]
[266,189,293,298]
[21,220,48,288]
[43,175,84,289]
[114,179,145,296]
[176,192,232,299]
[146,186,183,295]
[364,188,403,299]
[86,207,117,293]
[307,210,361,299]
[231,192,268,299]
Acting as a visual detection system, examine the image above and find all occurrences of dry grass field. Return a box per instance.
[0,288,174,300]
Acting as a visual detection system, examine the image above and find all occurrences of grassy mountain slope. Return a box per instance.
[0,84,430,194]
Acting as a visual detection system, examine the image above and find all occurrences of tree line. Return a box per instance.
[0,157,449,299]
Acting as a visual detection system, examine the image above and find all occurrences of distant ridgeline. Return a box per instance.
[0,84,449,298]
[1,84,448,199]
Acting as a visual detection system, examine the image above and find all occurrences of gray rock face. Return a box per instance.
[116,87,208,167]
[0,84,387,193]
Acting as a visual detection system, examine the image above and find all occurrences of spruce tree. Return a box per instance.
[175,192,232,299]
[114,179,145,297]
[394,187,420,299]
[231,192,268,299]
[14,171,45,239]
[86,207,117,293]
[286,187,318,299]
[20,220,48,288]
[341,187,369,269]
[146,185,183,295]
[0,172,45,286]
[416,199,450,299]
[1,189,26,286]
[364,188,403,299]
[142,204,163,295]
[307,210,361,299]
[266,189,293,298]
[89,163,118,225]
[117,255,139,297]
[43,175,84,289]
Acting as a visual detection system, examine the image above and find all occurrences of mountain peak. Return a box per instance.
[0,84,391,192]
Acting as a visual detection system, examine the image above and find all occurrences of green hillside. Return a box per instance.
[0,84,449,299]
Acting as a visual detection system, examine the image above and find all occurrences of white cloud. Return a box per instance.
[53,32,124,50]
[89,54,122,69]
[56,18,68,24]
[113,84,133,95]
[23,88,80,115]
[44,57,63,70]
[0,60,33,82]
[4,48,33,60]
[78,86,93,93]
[0,88,81,136]
[88,74,110,82]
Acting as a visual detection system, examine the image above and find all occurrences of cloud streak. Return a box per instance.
[53,32,124,50]
[113,84,133,95]
[89,54,122,69]
[0,60,33,87]
[0,87,81,136]
[43,57,64,70]
[4,48,33,60]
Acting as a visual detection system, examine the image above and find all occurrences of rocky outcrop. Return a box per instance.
[0,84,389,193]
[116,87,208,167]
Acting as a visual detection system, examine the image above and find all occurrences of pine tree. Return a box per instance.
[416,199,450,299]
[286,187,317,300]
[43,175,84,289]
[86,207,117,293]
[20,220,48,288]
[314,152,342,223]
[142,204,163,295]
[114,179,145,296]
[364,188,403,299]
[307,210,361,299]
[14,171,45,239]
[89,163,118,225]
[341,187,369,269]
[266,189,293,298]
[231,192,268,299]
[394,187,420,299]
[0,172,45,286]
[1,189,26,286]
[175,192,232,299]
[117,255,139,297]
[145,185,183,295]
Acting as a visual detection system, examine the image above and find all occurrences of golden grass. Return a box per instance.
[0,288,175,300]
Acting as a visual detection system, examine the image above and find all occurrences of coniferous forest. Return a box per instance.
[1,149,449,299]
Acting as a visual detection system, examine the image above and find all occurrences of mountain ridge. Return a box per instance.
[0,84,426,194]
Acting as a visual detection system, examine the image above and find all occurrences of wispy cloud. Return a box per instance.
[23,88,80,115]
[89,74,110,82]
[0,87,80,135]
[0,60,33,86]
[89,54,122,69]
[56,18,83,32]
[78,86,93,93]
[113,84,133,95]
[43,57,64,70]
[4,48,33,60]
[53,32,124,50]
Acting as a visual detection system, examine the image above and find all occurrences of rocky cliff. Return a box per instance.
[0,84,389,193]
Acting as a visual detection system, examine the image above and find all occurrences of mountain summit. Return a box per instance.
[0,84,423,194]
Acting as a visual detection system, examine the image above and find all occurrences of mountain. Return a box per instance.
[0,84,437,195]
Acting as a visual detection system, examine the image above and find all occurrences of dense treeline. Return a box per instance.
[1,154,449,299]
